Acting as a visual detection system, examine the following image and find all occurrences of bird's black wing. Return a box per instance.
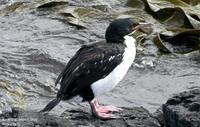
[56,42,126,99]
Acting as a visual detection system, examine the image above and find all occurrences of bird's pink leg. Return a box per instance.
[89,99,122,119]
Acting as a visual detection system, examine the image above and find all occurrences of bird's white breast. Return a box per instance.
[91,35,136,96]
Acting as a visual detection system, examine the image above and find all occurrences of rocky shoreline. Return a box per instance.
[0,88,199,127]
[163,89,200,127]
[0,0,200,127]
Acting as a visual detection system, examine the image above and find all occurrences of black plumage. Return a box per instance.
[56,42,125,101]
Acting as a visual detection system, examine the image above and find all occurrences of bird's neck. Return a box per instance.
[123,35,136,49]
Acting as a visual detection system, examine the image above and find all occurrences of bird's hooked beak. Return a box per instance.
[129,23,153,36]
[128,23,153,42]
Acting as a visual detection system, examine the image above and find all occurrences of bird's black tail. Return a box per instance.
[40,97,62,113]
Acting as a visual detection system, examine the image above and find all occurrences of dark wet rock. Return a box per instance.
[188,102,200,111]
[0,107,72,127]
[162,89,200,127]
[0,107,161,127]
[153,107,164,127]
[166,97,181,105]
[61,107,161,127]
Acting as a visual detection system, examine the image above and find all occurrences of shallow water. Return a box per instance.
[0,0,199,114]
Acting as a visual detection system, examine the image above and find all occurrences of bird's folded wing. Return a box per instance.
[56,43,125,96]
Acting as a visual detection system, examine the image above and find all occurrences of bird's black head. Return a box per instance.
[105,18,138,43]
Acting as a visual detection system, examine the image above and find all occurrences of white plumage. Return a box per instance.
[91,35,136,96]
